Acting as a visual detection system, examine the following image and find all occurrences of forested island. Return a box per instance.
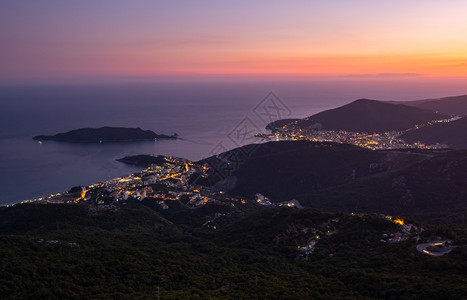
[33,127,178,142]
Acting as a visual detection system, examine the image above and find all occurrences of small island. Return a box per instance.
[33,127,178,143]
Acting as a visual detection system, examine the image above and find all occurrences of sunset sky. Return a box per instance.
[1,0,467,83]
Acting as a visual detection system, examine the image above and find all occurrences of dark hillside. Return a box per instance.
[401,117,467,149]
[197,141,467,222]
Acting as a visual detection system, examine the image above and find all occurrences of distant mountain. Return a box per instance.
[196,140,467,222]
[391,95,467,116]
[33,127,177,142]
[288,99,448,133]
[401,117,467,149]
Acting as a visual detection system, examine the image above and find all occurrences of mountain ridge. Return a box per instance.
[269,99,448,134]
[389,94,467,116]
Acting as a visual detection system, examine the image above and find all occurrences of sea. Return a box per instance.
[1,78,466,205]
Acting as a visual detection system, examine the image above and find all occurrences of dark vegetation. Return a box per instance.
[1,203,466,299]
[401,117,467,149]
[33,127,177,142]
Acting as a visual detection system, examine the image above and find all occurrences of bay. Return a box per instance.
[1,78,465,205]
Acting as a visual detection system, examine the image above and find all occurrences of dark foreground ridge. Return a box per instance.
[33,126,177,142]
[1,201,466,299]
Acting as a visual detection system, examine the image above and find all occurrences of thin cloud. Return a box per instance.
[344,73,421,78]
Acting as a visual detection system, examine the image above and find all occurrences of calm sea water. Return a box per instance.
[1,78,466,205]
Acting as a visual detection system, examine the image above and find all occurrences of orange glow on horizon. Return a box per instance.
[78,51,467,79]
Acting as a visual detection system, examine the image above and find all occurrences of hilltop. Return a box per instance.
[198,141,383,198]
[33,127,177,142]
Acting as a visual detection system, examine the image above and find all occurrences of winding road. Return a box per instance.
[416,241,454,256]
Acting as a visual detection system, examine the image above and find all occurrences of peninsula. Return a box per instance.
[117,154,175,167]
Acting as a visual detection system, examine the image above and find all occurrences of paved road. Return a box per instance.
[416,241,454,256]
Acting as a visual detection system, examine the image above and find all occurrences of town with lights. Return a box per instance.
[257,116,461,150]
[24,155,302,213]
[20,154,437,257]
